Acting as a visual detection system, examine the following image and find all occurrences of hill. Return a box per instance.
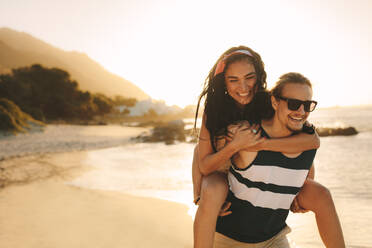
[0,27,149,100]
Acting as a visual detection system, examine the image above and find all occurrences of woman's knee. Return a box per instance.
[200,174,228,204]
[301,180,333,211]
[316,184,333,207]
[193,145,199,166]
[194,144,199,157]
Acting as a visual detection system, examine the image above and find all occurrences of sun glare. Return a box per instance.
[2,0,370,108]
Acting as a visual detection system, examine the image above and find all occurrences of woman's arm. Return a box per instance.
[259,131,320,153]
[198,115,238,176]
[198,115,263,176]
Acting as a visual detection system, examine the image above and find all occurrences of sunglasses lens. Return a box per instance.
[303,102,311,112]
[287,99,302,111]
[279,96,317,112]
[308,102,317,112]
[304,101,317,112]
[287,99,317,112]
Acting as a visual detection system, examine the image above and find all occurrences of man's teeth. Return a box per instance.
[290,116,304,121]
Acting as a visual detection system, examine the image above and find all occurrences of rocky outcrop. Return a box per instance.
[133,120,186,145]
[316,126,358,137]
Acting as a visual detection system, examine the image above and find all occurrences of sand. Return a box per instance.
[0,180,193,248]
[0,152,192,248]
[0,139,193,248]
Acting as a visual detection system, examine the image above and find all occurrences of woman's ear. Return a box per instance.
[271,95,279,111]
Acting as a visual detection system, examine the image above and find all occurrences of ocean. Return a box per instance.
[65,105,372,247]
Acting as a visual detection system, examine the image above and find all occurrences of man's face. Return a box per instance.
[273,83,313,133]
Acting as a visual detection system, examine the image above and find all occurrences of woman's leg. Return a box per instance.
[192,144,203,202]
[194,172,228,248]
[296,179,345,248]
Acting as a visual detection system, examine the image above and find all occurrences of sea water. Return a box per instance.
[69,106,372,247]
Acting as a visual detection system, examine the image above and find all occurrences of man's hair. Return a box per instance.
[271,72,312,97]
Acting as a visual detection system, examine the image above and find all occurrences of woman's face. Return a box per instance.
[224,60,257,107]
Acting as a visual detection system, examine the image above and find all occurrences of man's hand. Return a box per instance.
[290,196,309,213]
[219,201,232,216]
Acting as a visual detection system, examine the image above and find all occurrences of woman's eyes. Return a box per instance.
[246,75,256,80]
[229,79,239,83]
[228,76,255,83]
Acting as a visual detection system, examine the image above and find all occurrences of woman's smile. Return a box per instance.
[224,60,256,107]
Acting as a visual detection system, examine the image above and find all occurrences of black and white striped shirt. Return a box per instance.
[216,129,317,243]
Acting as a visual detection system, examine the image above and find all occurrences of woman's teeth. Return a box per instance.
[238,92,249,97]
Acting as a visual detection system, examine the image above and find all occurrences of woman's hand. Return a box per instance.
[226,122,265,152]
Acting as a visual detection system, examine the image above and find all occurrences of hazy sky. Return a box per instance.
[1,0,372,108]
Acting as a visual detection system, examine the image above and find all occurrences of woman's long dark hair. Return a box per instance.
[194,45,269,151]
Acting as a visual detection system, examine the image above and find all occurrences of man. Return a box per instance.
[214,72,318,247]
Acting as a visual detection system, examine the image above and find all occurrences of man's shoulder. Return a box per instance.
[255,148,316,166]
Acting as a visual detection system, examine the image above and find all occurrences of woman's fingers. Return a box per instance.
[235,126,250,134]
[236,126,253,136]
[237,120,250,128]
[238,123,260,134]
[230,123,264,151]
[246,129,263,143]
[253,129,262,139]
[228,124,241,133]
[250,124,259,132]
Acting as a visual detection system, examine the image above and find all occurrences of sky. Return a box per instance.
[1,0,372,108]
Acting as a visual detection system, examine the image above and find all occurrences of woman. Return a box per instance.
[192,46,345,247]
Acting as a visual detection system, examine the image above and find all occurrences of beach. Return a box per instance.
[1,105,372,248]
[0,125,193,248]
[0,171,192,248]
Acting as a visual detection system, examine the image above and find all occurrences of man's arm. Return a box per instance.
[307,163,315,179]
[198,115,240,175]
[259,132,320,153]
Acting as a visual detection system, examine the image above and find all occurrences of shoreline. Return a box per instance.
[0,124,150,161]
[0,149,193,248]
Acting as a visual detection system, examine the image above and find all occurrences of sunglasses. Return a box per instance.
[276,96,317,112]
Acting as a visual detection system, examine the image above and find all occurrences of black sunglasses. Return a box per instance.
[276,96,317,112]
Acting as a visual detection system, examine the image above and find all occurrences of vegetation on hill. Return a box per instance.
[0,64,136,124]
[0,98,44,134]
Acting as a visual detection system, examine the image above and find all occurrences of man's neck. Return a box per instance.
[261,116,293,138]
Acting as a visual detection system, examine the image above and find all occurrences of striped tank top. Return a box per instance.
[216,128,317,243]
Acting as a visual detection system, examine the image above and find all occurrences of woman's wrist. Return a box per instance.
[225,140,240,155]
[255,138,267,151]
